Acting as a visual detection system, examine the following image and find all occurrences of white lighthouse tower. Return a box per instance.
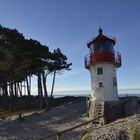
[85,28,122,121]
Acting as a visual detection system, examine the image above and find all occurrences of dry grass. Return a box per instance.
[0,109,41,119]
[0,111,24,119]
[131,129,140,140]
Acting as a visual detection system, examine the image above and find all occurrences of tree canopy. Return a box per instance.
[0,25,72,111]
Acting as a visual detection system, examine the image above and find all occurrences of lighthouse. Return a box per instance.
[85,28,122,121]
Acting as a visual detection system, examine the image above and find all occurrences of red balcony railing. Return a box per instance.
[85,51,121,69]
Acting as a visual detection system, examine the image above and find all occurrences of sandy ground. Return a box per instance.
[0,101,89,140]
[81,114,140,140]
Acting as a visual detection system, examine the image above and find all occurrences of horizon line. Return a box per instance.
[53,88,140,93]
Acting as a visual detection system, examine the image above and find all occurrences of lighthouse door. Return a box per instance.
[96,86,104,101]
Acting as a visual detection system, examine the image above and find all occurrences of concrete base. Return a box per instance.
[104,101,124,123]
[88,97,140,124]
[88,100,124,124]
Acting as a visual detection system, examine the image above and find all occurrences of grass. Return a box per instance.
[132,130,140,140]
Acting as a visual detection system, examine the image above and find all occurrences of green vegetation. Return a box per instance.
[0,25,71,112]
[132,130,140,140]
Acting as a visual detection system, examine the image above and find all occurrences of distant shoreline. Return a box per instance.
[53,93,140,98]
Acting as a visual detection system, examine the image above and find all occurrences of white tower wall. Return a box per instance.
[89,63,119,101]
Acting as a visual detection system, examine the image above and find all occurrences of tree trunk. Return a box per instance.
[10,81,14,96]
[24,80,26,95]
[26,77,31,96]
[38,73,43,110]
[9,81,14,112]
[3,82,8,96]
[42,71,50,110]
[17,82,22,97]
[17,82,23,110]
[29,76,31,94]
[26,76,31,107]
[51,70,56,100]
[3,82,8,109]
[14,82,18,97]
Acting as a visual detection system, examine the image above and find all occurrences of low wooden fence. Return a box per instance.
[39,115,104,140]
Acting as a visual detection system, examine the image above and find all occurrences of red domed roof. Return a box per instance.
[87,28,116,48]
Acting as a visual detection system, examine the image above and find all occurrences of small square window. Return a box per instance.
[113,77,117,86]
[99,82,103,87]
[97,67,103,75]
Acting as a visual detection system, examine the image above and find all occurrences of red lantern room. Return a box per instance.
[85,28,122,69]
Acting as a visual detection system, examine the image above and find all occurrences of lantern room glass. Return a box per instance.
[92,41,114,53]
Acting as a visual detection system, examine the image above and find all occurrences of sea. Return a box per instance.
[53,90,140,98]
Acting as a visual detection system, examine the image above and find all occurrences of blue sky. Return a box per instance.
[0,0,140,94]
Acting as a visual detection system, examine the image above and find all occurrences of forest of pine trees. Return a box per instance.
[0,25,72,112]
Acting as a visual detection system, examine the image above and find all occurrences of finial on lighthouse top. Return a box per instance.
[99,27,103,35]
[87,27,116,48]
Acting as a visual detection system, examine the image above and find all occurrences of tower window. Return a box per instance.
[113,77,117,86]
[99,82,103,87]
[97,67,103,75]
